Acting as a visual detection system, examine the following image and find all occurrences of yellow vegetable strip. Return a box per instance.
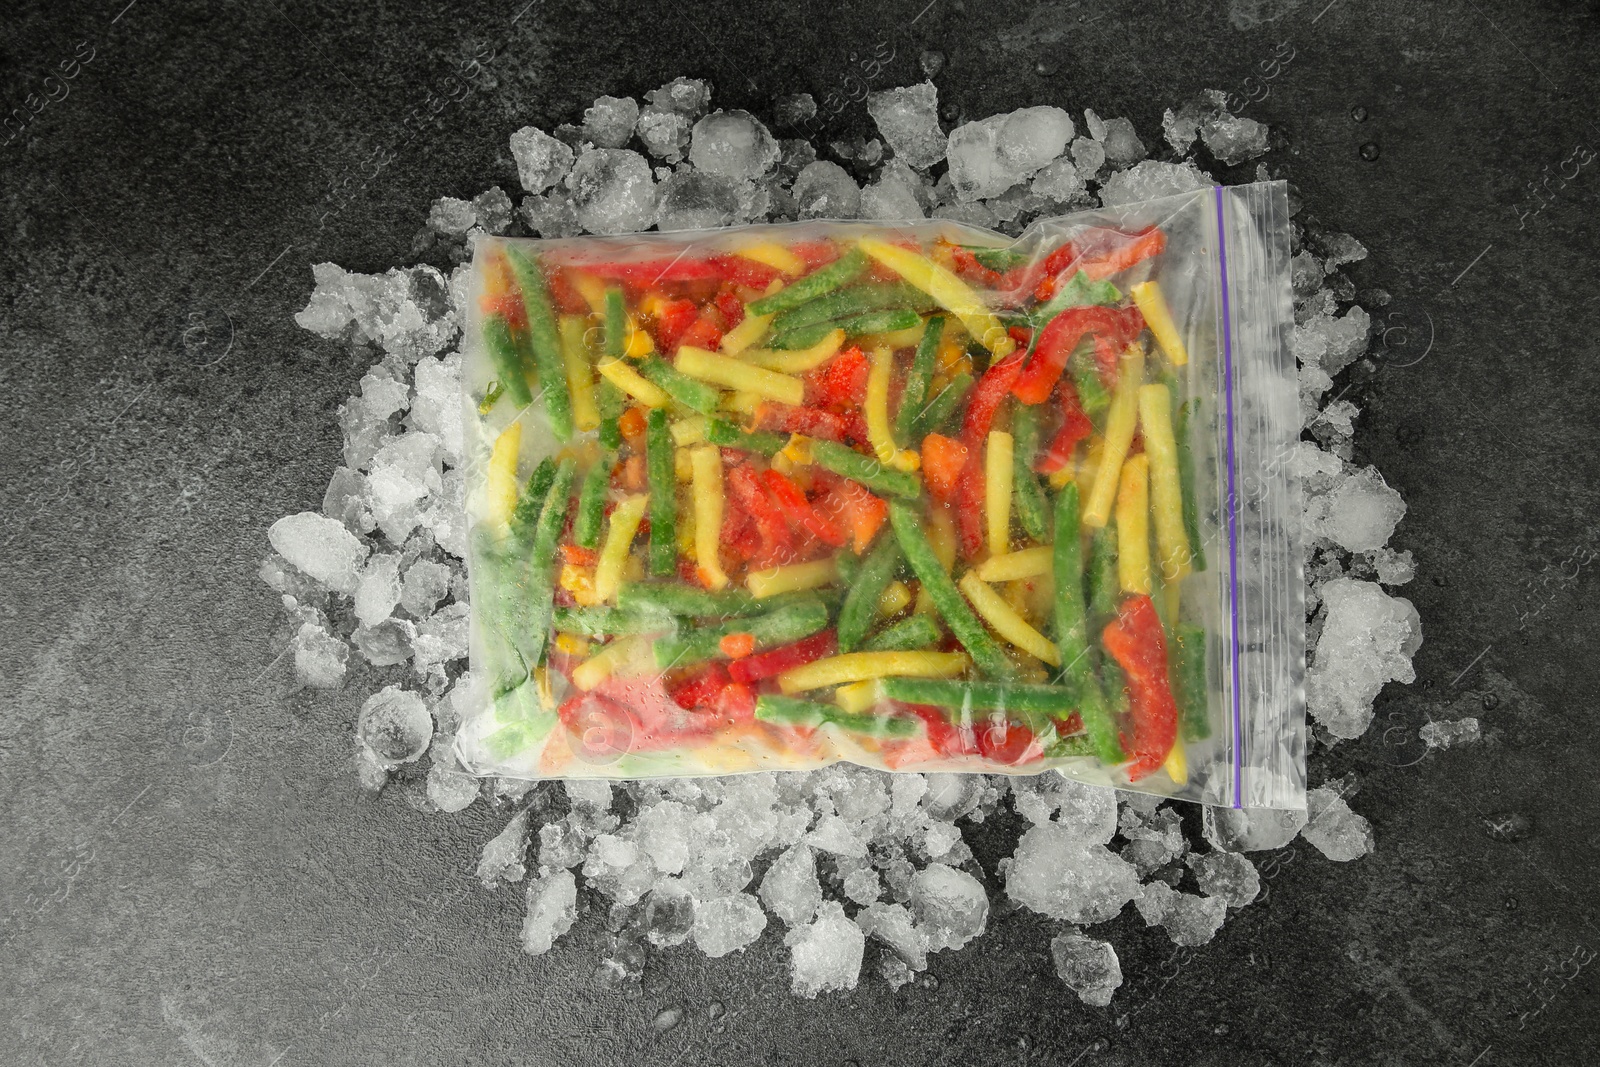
[746,557,836,598]
[985,430,1014,556]
[975,545,1053,583]
[720,310,774,355]
[572,634,650,691]
[834,679,881,715]
[957,572,1061,666]
[778,650,969,694]
[571,273,653,357]
[1164,740,1189,784]
[558,315,600,432]
[674,447,693,483]
[855,322,926,350]
[677,346,805,405]
[1131,280,1188,367]
[1115,454,1152,595]
[856,237,1015,357]
[483,421,522,527]
[1082,343,1146,527]
[866,345,921,472]
[690,445,729,591]
[735,240,806,276]
[671,415,708,446]
[722,390,764,415]
[1136,384,1194,581]
[877,580,913,616]
[597,358,671,408]
[592,493,648,605]
[741,328,846,373]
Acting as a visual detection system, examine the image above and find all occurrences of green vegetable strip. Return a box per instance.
[619,581,760,617]
[645,408,676,577]
[1010,403,1051,542]
[504,248,574,441]
[705,418,787,455]
[639,357,722,414]
[826,711,919,737]
[523,457,577,669]
[1172,622,1211,741]
[747,247,869,316]
[810,439,922,500]
[553,605,676,636]
[482,314,533,408]
[911,372,972,439]
[836,531,902,652]
[879,677,1081,716]
[895,315,942,443]
[1070,348,1112,422]
[754,694,830,727]
[771,282,934,335]
[603,286,627,359]
[833,549,861,586]
[889,501,1014,680]
[1174,399,1207,571]
[769,308,925,350]
[1052,484,1124,765]
[573,461,610,550]
[653,597,831,668]
[1085,526,1118,622]
[1043,732,1098,758]
[596,378,626,451]
[1023,271,1123,359]
[861,613,943,652]
[969,246,1030,273]
[508,458,556,538]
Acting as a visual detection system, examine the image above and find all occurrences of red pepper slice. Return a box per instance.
[676,302,726,353]
[670,661,734,710]
[710,255,780,291]
[947,243,1003,288]
[727,629,838,684]
[714,287,746,328]
[975,717,1045,765]
[960,350,1027,451]
[901,703,981,757]
[789,240,840,272]
[1013,305,1144,405]
[954,463,987,560]
[558,256,729,285]
[721,501,761,562]
[727,465,793,567]
[805,345,869,409]
[814,473,889,554]
[1100,594,1179,781]
[762,469,847,546]
[649,297,700,350]
[1035,379,1093,475]
[753,402,849,442]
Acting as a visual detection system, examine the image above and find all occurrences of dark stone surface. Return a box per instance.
[3,1,1597,1064]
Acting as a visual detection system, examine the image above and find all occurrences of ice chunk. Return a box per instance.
[945,117,1009,201]
[509,126,574,193]
[353,552,402,627]
[654,169,740,231]
[1307,579,1422,739]
[426,743,480,812]
[518,189,582,238]
[521,868,578,955]
[425,468,468,560]
[1200,114,1271,165]
[409,354,464,463]
[759,843,822,926]
[269,512,368,594]
[428,196,476,237]
[1301,786,1375,861]
[692,893,768,957]
[1098,160,1214,207]
[1292,306,1371,376]
[1317,231,1369,268]
[352,617,415,666]
[923,773,981,819]
[636,107,693,163]
[292,619,348,688]
[366,431,443,544]
[860,176,926,220]
[932,201,999,228]
[566,778,613,810]
[321,466,372,536]
[841,867,882,905]
[909,863,988,952]
[357,686,432,765]
[773,92,816,128]
[538,821,588,869]
[1006,824,1140,924]
[643,880,696,946]
[805,813,868,857]
[858,902,928,971]
[1098,117,1147,169]
[1051,932,1123,1006]
[1306,465,1405,552]
[1420,717,1481,749]
[784,901,864,998]
[1030,156,1085,204]
[1202,804,1308,852]
[791,161,860,219]
[478,810,530,887]
[1135,882,1228,946]
[1070,137,1105,182]
[1056,777,1120,844]
[689,110,780,181]
[866,82,947,170]
[632,799,694,875]
[582,95,639,149]
[294,263,455,361]
[565,148,658,235]
[999,106,1074,173]
[1371,547,1416,586]
[645,76,712,116]
[1188,851,1261,907]
[889,773,929,816]
[400,559,453,618]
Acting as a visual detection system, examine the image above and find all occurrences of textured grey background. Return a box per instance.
[3,0,1598,1064]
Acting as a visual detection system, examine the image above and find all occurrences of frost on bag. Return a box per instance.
[453,184,1303,808]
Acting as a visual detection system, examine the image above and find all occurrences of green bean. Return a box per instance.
[770,281,933,335]
[523,457,577,669]
[553,605,676,637]
[754,694,830,728]
[895,315,942,443]
[770,307,923,350]
[810,440,922,500]
[747,247,868,316]
[508,458,556,539]
[1070,347,1111,422]
[573,461,610,550]
[646,408,676,577]
[1043,731,1097,759]
[1172,622,1211,741]
[836,531,902,653]
[911,372,972,439]
[1052,484,1123,765]
[482,314,533,408]
[1175,399,1207,571]
[825,711,920,737]
[1011,403,1051,542]
[879,677,1080,716]
[619,582,759,618]
[1085,526,1119,623]
[603,286,627,359]
[653,597,831,668]
[861,613,943,652]
[639,357,722,414]
[504,247,574,441]
[705,418,787,455]
[596,377,625,451]
[888,501,1014,680]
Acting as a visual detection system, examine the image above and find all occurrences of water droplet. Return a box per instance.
[920,50,946,79]
[920,973,940,990]
[1504,895,1519,910]
[1351,106,1369,122]
[1359,142,1380,162]
[707,1000,725,1020]
[653,1006,683,1032]
[1482,692,1500,710]
[1034,58,1058,77]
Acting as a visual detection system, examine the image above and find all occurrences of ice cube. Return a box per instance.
[1292,306,1371,375]
[428,196,476,237]
[583,95,640,149]
[478,810,530,887]
[357,686,432,765]
[352,617,415,666]
[425,468,468,559]
[784,901,864,998]
[1051,931,1123,1006]
[471,187,514,234]
[654,169,740,231]
[633,799,694,875]
[858,901,928,971]
[518,189,583,238]
[509,126,574,193]
[998,106,1075,175]
[1098,160,1215,207]
[773,92,817,127]
[400,559,453,618]
[565,148,658,235]
[1030,156,1086,204]
[1006,824,1141,924]
[521,868,578,955]
[689,110,780,181]
[539,820,588,869]
[643,880,696,946]
[636,107,693,163]
[426,744,480,812]
[1069,137,1105,182]
[890,773,929,816]
[791,161,861,219]
[1099,118,1147,169]
[909,863,988,952]
[860,176,926,220]
[842,867,882,905]
[1187,851,1261,907]
[805,813,868,857]
[353,552,402,627]
[691,893,767,957]
[759,842,822,926]
[923,773,981,819]
[321,466,372,536]
[1202,804,1308,853]
[1200,114,1271,165]
[269,512,368,594]
[645,76,712,116]
[1135,881,1228,946]
[1300,786,1375,861]
[1370,547,1416,586]
[1316,231,1369,268]
[1307,579,1422,739]
[1055,777,1120,844]
[410,353,464,463]
[944,116,1011,201]
[865,83,947,170]
[1420,717,1481,749]
[1306,465,1405,552]
[292,619,349,688]
[566,778,613,810]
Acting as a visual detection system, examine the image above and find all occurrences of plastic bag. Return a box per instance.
[454,181,1304,809]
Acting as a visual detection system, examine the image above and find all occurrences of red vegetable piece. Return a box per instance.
[1035,380,1093,475]
[670,662,734,710]
[753,402,848,442]
[902,703,980,757]
[719,632,757,659]
[728,629,838,684]
[815,476,889,554]
[974,717,1044,765]
[920,433,969,503]
[806,345,869,408]
[650,297,700,350]
[762,469,847,546]
[960,350,1026,451]
[714,287,746,328]
[677,303,726,353]
[1013,305,1139,405]
[1100,594,1179,781]
[727,465,792,566]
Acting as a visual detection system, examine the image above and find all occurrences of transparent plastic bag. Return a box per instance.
[454,181,1303,809]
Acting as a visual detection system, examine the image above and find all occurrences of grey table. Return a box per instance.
[3,1,1597,1063]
